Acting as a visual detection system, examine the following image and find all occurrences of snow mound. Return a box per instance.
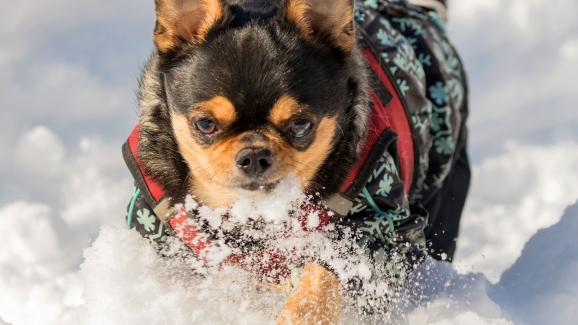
[70,227,280,325]
[389,200,578,325]
[457,141,578,281]
[67,226,516,325]
[400,260,509,325]
[0,202,80,325]
[491,201,578,325]
[4,200,578,324]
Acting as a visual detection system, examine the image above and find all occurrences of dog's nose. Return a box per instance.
[235,148,273,177]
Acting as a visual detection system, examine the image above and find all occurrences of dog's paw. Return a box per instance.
[276,263,342,325]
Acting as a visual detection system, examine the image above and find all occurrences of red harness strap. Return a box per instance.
[167,202,332,282]
[169,209,209,254]
[339,48,414,195]
[127,125,166,201]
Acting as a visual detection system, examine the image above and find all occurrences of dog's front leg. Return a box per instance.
[276,263,342,325]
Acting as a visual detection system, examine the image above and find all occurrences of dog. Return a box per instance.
[123,0,469,322]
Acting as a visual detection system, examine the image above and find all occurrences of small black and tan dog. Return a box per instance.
[140,0,369,207]
[126,0,469,322]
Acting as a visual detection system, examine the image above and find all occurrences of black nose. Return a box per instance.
[235,148,273,177]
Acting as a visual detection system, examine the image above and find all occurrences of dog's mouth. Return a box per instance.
[239,181,280,192]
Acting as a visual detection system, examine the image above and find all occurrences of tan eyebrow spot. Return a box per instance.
[291,117,337,186]
[193,96,237,126]
[269,95,301,126]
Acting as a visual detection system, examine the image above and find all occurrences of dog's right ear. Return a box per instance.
[154,0,223,52]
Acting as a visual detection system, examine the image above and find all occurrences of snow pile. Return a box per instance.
[66,227,506,325]
[491,202,578,324]
[65,200,578,325]
[396,201,578,325]
[42,186,578,325]
[164,177,384,301]
[400,261,510,325]
[456,141,578,281]
[0,202,75,325]
[71,227,280,325]
[0,126,130,325]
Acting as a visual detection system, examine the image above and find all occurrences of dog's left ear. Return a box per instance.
[154,0,224,52]
[284,0,355,52]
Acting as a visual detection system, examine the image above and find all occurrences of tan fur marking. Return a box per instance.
[154,0,223,52]
[266,117,337,189]
[291,117,337,187]
[194,96,237,127]
[173,112,337,208]
[269,95,302,127]
[172,113,240,207]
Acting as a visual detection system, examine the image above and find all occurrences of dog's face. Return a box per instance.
[155,0,357,206]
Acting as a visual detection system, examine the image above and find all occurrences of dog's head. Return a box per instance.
[151,0,367,206]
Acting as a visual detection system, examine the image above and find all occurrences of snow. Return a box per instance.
[2,135,578,324]
[0,202,78,324]
[230,175,305,223]
[37,199,576,325]
[70,227,276,325]
[1,181,577,324]
[492,202,578,324]
[455,141,578,281]
[2,0,578,322]
[197,205,226,230]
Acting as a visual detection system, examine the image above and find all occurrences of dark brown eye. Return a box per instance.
[195,117,218,135]
[289,119,313,138]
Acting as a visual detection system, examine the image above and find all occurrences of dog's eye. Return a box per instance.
[289,119,313,138]
[195,117,218,135]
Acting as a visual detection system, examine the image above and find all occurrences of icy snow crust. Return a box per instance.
[69,200,578,325]
[8,177,578,324]
[143,176,413,320]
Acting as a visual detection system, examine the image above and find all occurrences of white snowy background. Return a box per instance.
[1,0,578,324]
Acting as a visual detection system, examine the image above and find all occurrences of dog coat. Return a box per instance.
[124,0,468,265]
